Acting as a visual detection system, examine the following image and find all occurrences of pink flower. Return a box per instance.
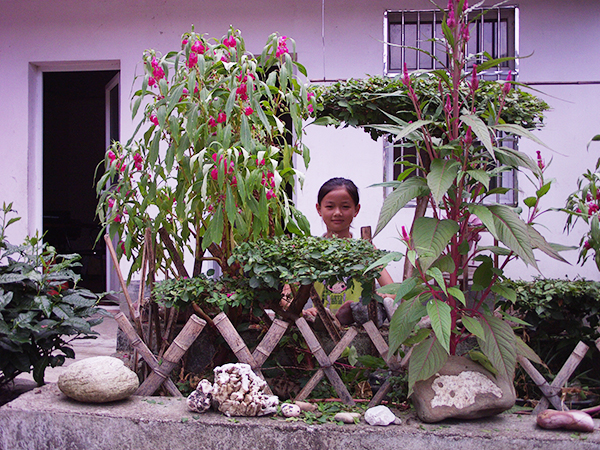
[266,189,275,200]
[461,23,470,42]
[107,198,115,208]
[589,203,599,214]
[217,112,226,123]
[401,62,410,87]
[150,113,159,126]
[224,36,236,48]
[210,168,218,181]
[153,66,165,80]
[148,77,156,87]
[228,161,234,174]
[231,176,237,186]
[208,116,217,127]
[275,36,289,57]
[182,38,189,47]
[470,64,479,92]
[191,40,205,54]
[187,52,198,68]
[133,153,143,170]
[221,55,229,63]
[307,104,314,114]
[114,214,122,223]
[502,72,512,95]
[587,193,593,202]
[119,241,126,252]
[236,83,248,101]
[151,57,159,69]
[107,150,116,162]
[401,226,409,241]
[258,159,265,166]
[244,106,253,116]
[447,9,456,29]
[207,204,214,213]
[584,240,592,250]
[307,91,315,100]
[464,126,473,147]
[536,150,545,169]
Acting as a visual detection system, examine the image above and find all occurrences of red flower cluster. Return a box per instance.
[275,36,289,57]
[148,57,165,87]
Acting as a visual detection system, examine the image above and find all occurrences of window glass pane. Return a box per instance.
[405,23,418,69]
[389,23,403,71]
[483,21,494,57]
[419,23,433,69]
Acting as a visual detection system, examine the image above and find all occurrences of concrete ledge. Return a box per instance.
[1,384,599,450]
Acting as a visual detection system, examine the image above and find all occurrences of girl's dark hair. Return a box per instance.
[317,178,360,206]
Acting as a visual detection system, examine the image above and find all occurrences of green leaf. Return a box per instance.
[515,336,543,365]
[372,178,430,236]
[491,283,516,303]
[461,113,494,159]
[487,204,538,268]
[471,257,493,291]
[426,299,452,353]
[468,350,498,375]
[527,225,569,263]
[413,217,459,271]
[466,169,490,192]
[427,159,461,205]
[368,119,433,142]
[523,196,537,208]
[388,296,427,356]
[408,337,448,396]
[492,124,553,151]
[468,204,497,237]
[364,251,403,273]
[404,327,432,346]
[477,314,517,382]
[461,315,486,341]
[447,286,466,306]
[426,267,447,295]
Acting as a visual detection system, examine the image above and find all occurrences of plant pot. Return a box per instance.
[411,355,516,423]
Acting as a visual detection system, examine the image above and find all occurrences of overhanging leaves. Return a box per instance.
[427,159,461,205]
[413,217,459,271]
[408,337,448,396]
[477,313,517,382]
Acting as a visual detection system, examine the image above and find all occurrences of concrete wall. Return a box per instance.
[1,0,599,282]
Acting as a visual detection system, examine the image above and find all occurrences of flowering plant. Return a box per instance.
[96,28,315,284]
[563,135,600,270]
[367,0,566,394]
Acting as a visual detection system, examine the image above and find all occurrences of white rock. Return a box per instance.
[58,356,139,403]
[211,363,279,417]
[364,405,398,426]
[333,412,361,424]
[187,379,214,413]
[281,403,301,417]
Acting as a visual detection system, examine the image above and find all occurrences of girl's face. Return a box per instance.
[316,187,360,238]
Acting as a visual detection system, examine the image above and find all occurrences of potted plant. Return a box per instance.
[363,0,567,422]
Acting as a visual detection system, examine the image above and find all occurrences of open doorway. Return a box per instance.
[43,70,119,293]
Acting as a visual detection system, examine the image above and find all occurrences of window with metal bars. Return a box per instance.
[382,6,518,205]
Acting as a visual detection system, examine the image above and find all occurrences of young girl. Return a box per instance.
[315,178,394,324]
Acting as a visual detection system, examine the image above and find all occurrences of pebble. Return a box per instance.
[294,401,317,412]
[281,403,302,417]
[364,405,399,426]
[333,412,361,424]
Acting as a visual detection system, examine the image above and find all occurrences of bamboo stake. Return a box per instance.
[295,317,355,406]
[310,285,341,343]
[114,312,181,397]
[137,314,206,396]
[212,312,273,395]
[158,227,189,278]
[104,234,143,337]
[252,319,289,366]
[296,326,358,402]
[517,355,565,411]
[532,341,589,414]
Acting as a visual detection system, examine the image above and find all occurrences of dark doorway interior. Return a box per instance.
[43,70,119,293]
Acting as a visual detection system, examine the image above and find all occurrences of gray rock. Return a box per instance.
[187,379,213,413]
[350,302,386,327]
[281,403,301,417]
[411,355,515,423]
[364,405,398,426]
[57,356,139,403]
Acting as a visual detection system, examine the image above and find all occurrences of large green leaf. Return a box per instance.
[413,217,459,271]
[388,295,427,356]
[492,124,553,151]
[487,204,538,268]
[461,315,486,341]
[368,119,433,142]
[494,146,540,175]
[408,337,448,396]
[526,225,569,263]
[426,299,452,353]
[461,113,494,159]
[372,177,430,236]
[427,159,461,205]
[515,336,544,365]
[477,314,517,382]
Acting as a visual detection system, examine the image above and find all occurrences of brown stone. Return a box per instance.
[411,355,515,423]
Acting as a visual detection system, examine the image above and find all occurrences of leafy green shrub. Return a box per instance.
[0,203,106,386]
[499,277,600,345]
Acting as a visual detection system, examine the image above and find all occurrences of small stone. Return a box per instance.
[58,356,139,403]
[281,403,301,417]
[364,405,397,426]
[333,412,361,424]
[187,379,213,413]
[294,401,317,412]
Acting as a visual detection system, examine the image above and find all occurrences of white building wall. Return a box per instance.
[1,0,599,282]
